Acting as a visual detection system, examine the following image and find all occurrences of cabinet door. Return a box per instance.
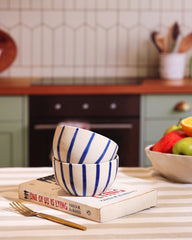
[0,96,28,167]
[0,123,24,167]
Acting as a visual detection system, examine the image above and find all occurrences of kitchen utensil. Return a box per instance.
[9,201,86,231]
[53,155,119,196]
[165,22,180,52]
[159,53,186,80]
[53,125,118,164]
[0,29,17,72]
[170,22,180,52]
[151,31,163,52]
[178,33,192,53]
[155,34,166,53]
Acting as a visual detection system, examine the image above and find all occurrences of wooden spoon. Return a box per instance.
[178,33,192,53]
[0,30,17,72]
[155,35,166,53]
[151,31,162,52]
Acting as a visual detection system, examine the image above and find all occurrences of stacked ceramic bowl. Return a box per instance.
[52,125,119,196]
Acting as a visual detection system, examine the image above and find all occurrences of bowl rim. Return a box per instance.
[52,154,119,166]
[145,144,192,158]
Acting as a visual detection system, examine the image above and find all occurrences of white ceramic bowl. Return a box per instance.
[52,155,119,196]
[52,125,118,164]
[145,145,192,183]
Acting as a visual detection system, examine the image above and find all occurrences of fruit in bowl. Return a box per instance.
[145,116,192,183]
[145,145,192,183]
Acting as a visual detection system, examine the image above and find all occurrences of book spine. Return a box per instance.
[18,184,100,222]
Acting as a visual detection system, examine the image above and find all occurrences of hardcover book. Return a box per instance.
[18,174,157,222]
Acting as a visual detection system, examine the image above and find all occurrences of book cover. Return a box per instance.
[18,174,157,222]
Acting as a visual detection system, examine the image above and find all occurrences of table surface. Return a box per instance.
[1,167,192,240]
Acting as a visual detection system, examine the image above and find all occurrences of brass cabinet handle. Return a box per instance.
[174,101,192,112]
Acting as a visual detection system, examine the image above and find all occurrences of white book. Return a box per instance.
[18,174,157,222]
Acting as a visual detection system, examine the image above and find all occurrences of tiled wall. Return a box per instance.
[0,0,192,85]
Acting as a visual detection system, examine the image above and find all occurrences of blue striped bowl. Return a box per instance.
[52,155,119,196]
[53,125,118,164]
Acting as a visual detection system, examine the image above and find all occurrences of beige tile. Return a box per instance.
[0,0,9,8]
[10,67,31,77]
[42,27,53,66]
[86,12,96,28]
[76,0,86,9]
[97,12,117,28]
[43,11,63,28]
[96,28,106,66]
[119,0,128,9]
[64,0,75,9]
[85,27,96,65]
[0,11,19,28]
[31,0,42,9]
[74,27,85,66]
[64,27,75,65]
[84,0,95,9]
[107,27,118,65]
[127,27,139,65]
[65,11,85,28]
[161,11,182,27]
[172,0,182,10]
[9,0,20,8]
[32,27,42,66]
[128,0,139,9]
[138,27,149,66]
[140,11,160,29]
[21,11,41,28]
[150,0,160,9]
[117,27,128,66]
[119,11,138,29]
[53,0,64,9]
[20,0,31,9]
[53,27,64,65]
[107,0,117,9]
[21,27,32,66]
[161,0,172,9]
[185,0,192,10]
[42,0,52,9]
[96,0,107,9]
[140,0,150,9]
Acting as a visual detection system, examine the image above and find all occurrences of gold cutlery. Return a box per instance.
[9,201,86,231]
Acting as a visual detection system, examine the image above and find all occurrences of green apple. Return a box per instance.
[172,137,192,155]
[164,119,183,135]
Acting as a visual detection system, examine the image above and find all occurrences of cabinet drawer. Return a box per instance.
[0,97,23,121]
[144,94,192,118]
[30,95,140,118]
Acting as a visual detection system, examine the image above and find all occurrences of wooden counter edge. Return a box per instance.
[0,78,192,95]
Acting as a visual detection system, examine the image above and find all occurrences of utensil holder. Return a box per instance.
[159,53,186,80]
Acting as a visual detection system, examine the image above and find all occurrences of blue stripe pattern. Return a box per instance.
[67,128,79,163]
[109,144,118,161]
[92,164,100,196]
[82,165,87,196]
[78,132,95,164]
[102,161,112,193]
[59,162,73,195]
[57,126,65,161]
[96,139,111,164]
[69,163,78,196]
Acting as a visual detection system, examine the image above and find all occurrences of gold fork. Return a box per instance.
[10,201,86,231]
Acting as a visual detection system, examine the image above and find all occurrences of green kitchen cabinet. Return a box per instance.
[140,94,192,167]
[0,96,28,167]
